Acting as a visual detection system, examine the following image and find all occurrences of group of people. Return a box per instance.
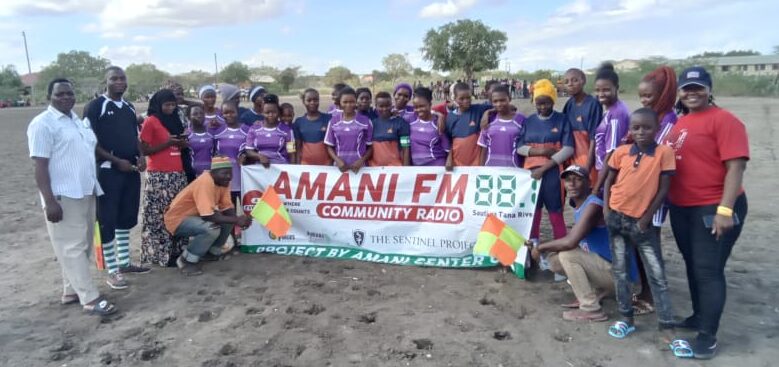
[28,62,748,360]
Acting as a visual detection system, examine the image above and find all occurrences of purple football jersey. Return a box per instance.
[593,100,630,170]
[213,125,249,192]
[245,126,294,164]
[409,115,450,166]
[324,114,373,166]
[477,114,526,167]
[188,131,215,177]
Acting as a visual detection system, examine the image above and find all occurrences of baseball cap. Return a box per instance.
[560,165,588,180]
[678,66,712,90]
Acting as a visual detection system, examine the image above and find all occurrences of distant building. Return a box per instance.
[251,74,275,83]
[613,59,640,72]
[711,55,779,76]
[21,73,39,87]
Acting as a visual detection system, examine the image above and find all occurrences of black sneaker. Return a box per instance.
[692,335,718,360]
[118,263,151,274]
[176,256,203,276]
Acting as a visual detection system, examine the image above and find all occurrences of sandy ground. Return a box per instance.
[0,96,777,367]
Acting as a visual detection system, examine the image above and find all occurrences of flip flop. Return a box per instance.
[562,309,608,322]
[632,299,656,316]
[560,299,580,309]
[669,339,694,358]
[608,321,636,339]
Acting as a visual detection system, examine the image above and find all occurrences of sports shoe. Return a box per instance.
[118,263,151,274]
[106,273,129,290]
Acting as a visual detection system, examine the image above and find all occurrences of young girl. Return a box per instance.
[517,79,573,242]
[393,83,417,122]
[327,83,348,114]
[199,85,225,135]
[280,102,295,129]
[239,85,266,127]
[445,82,492,169]
[478,86,525,167]
[139,89,190,266]
[187,105,215,177]
[592,63,630,193]
[356,87,377,120]
[244,94,296,166]
[293,89,332,165]
[324,87,373,173]
[213,101,249,249]
[409,87,450,167]
[369,91,410,166]
[562,68,602,182]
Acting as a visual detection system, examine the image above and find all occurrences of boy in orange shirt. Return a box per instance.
[603,108,676,341]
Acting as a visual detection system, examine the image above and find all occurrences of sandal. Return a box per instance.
[61,294,79,305]
[562,309,608,322]
[560,299,580,309]
[669,339,694,358]
[608,321,636,339]
[632,299,656,316]
[83,297,117,316]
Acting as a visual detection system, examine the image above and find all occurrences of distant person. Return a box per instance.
[603,108,676,341]
[239,85,266,127]
[84,66,150,290]
[327,83,349,114]
[139,89,191,267]
[28,78,117,315]
[592,63,630,193]
[292,89,332,165]
[324,87,373,173]
[280,102,296,129]
[664,67,749,360]
[562,68,602,183]
[164,156,252,276]
[219,84,249,118]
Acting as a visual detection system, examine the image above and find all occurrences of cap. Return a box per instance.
[211,156,232,171]
[560,165,589,180]
[678,66,712,90]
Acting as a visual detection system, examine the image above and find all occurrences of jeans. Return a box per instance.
[607,210,674,326]
[174,216,232,263]
[669,194,747,339]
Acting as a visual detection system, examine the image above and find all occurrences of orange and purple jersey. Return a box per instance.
[292,114,332,165]
[369,116,410,166]
[562,95,602,167]
[445,103,491,166]
[517,111,573,169]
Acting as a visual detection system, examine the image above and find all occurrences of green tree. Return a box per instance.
[0,65,23,101]
[412,67,431,78]
[278,66,299,93]
[250,65,281,80]
[125,63,170,100]
[324,66,354,86]
[382,53,412,83]
[175,70,215,94]
[35,50,111,101]
[219,61,251,85]
[421,19,507,81]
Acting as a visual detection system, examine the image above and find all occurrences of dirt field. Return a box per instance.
[0,96,776,367]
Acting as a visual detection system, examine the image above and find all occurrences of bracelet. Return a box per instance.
[716,206,734,217]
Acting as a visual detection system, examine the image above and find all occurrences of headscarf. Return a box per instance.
[532,79,557,104]
[642,66,677,119]
[198,85,216,99]
[394,83,413,97]
[249,86,266,103]
[147,89,195,181]
[219,84,241,101]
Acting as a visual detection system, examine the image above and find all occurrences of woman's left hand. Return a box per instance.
[712,214,734,240]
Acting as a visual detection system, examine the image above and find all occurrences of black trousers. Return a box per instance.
[669,194,747,338]
[97,168,141,243]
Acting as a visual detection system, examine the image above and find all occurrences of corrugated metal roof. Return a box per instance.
[713,55,779,66]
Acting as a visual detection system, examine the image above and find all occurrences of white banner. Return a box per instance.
[240,165,539,268]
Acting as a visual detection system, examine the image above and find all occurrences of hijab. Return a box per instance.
[147,89,195,182]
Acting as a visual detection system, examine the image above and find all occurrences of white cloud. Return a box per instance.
[0,0,103,16]
[131,29,189,42]
[419,0,478,18]
[243,48,338,75]
[99,45,153,66]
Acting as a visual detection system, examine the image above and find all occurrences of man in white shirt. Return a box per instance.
[27,78,117,316]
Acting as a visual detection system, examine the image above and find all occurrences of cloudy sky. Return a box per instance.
[1,0,777,76]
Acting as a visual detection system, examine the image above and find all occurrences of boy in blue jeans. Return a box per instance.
[604,108,676,343]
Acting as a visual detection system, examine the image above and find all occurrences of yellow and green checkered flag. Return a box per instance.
[250,186,292,237]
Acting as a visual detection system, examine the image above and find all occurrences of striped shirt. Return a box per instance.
[27,106,103,200]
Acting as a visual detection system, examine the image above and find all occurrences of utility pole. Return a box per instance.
[580,57,584,70]
[22,31,33,104]
[214,53,219,85]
